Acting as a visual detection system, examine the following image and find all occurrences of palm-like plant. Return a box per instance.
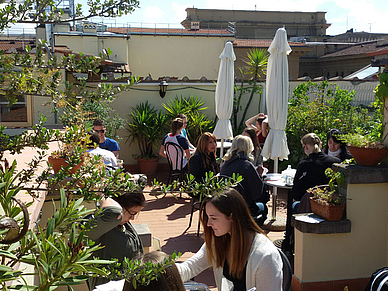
[162,95,213,144]
[238,49,269,129]
[244,48,268,81]
[126,101,169,159]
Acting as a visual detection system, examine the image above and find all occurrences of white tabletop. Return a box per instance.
[216,141,232,148]
[264,176,293,190]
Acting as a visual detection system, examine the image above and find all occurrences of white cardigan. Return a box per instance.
[177,233,283,291]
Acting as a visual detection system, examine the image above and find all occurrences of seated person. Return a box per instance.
[282,133,341,253]
[323,128,352,161]
[87,130,119,171]
[177,113,195,151]
[220,135,269,225]
[189,132,219,182]
[159,118,190,170]
[242,127,267,176]
[292,133,342,206]
[245,113,269,147]
[177,188,283,291]
[93,251,185,291]
[93,119,120,158]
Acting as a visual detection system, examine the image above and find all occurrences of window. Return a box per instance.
[0,95,32,127]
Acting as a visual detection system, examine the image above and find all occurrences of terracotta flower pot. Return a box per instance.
[138,157,158,176]
[48,156,84,174]
[309,197,345,221]
[348,146,388,167]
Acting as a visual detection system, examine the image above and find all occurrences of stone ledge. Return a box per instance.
[132,223,152,247]
[333,163,388,184]
[291,213,351,234]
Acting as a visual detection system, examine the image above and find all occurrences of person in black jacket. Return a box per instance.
[283,133,341,253]
[220,135,269,225]
[292,133,342,202]
[323,128,352,162]
[189,132,219,183]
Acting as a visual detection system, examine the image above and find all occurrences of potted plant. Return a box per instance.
[308,168,346,221]
[126,101,169,175]
[341,133,388,167]
[48,125,88,174]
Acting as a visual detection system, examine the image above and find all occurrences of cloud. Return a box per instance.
[142,6,165,23]
[204,0,325,12]
[171,1,191,24]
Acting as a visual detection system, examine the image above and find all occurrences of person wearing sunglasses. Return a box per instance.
[93,119,120,158]
[86,191,146,290]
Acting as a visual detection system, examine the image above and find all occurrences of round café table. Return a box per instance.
[262,177,293,233]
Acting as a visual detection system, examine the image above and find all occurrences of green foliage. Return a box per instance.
[308,168,345,205]
[0,190,113,290]
[123,252,181,289]
[151,171,243,203]
[0,0,140,30]
[0,1,144,288]
[162,95,214,145]
[126,101,169,159]
[286,81,382,167]
[373,71,388,143]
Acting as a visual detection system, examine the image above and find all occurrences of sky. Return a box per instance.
[4,0,388,36]
[95,0,388,36]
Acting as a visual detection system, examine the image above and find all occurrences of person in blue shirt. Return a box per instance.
[177,113,195,150]
[93,119,120,158]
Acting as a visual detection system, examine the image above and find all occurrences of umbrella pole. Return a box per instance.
[220,138,224,158]
[271,158,279,220]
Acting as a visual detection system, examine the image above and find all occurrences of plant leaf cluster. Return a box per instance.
[286,81,382,167]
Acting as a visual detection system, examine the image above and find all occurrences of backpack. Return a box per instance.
[364,267,388,291]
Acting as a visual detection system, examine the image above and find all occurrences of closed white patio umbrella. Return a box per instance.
[261,27,292,220]
[213,41,235,157]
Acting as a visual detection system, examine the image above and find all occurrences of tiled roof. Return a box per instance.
[0,40,35,52]
[107,27,233,36]
[321,41,379,58]
[232,39,309,48]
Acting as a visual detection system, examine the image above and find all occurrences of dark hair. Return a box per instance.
[326,128,345,145]
[256,116,266,124]
[176,113,187,119]
[243,128,260,150]
[122,251,185,291]
[93,119,105,127]
[113,192,146,210]
[170,118,184,135]
[200,188,265,279]
[87,130,100,148]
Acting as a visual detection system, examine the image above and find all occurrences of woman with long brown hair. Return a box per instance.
[189,132,219,182]
[177,188,282,291]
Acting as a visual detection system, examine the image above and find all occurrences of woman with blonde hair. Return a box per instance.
[189,132,219,182]
[220,135,269,225]
[177,188,283,291]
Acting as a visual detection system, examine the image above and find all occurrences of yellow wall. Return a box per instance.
[294,183,388,282]
[56,34,232,80]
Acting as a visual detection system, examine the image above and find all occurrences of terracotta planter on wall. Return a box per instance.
[348,146,388,167]
[138,158,158,176]
[48,156,84,174]
[309,197,345,221]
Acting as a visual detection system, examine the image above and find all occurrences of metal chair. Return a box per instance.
[278,248,292,291]
[188,195,201,236]
[165,142,186,185]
